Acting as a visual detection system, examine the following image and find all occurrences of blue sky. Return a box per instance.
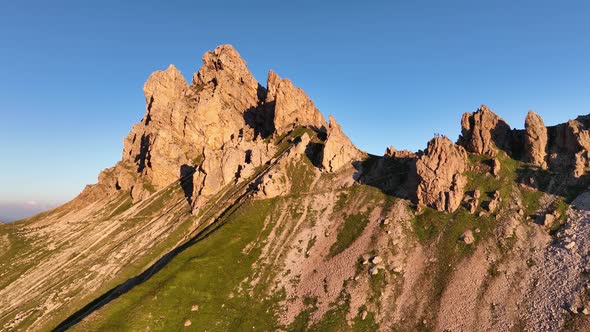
[0,0,589,220]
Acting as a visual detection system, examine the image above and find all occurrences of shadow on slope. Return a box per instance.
[53,182,253,331]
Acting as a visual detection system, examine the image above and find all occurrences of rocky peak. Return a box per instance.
[94,45,279,204]
[321,115,362,172]
[265,70,327,135]
[458,105,512,156]
[415,137,467,212]
[524,111,548,168]
[144,65,188,113]
[191,45,262,119]
[88,45,347,206]
[193,45,258,93]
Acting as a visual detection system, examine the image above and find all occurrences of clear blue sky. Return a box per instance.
[1,0,589,220]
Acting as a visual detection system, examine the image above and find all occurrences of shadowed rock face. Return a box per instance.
[525,111,548,168]
[415,137,467,212]
[458,105,513,156]
[548,117,590,178]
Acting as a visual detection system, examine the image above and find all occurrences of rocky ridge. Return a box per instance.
[2,45,590,332]
[84,45,359,212]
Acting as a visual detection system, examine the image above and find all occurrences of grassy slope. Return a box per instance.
[0,186,202,331]
[69,165,385,331]
[72,199,282,331]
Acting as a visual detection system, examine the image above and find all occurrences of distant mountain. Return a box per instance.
[0,202,61,223]
[2,45,590,332]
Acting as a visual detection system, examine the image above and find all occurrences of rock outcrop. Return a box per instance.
[321,115,363,172]
[458,105,512,156]
[85,45,339,206]
[384,146,415,159]
[415,137,467,212]
[265,70,327,135]
[115,45,274,204]
[524,111,548,168]
[548,117,590,178]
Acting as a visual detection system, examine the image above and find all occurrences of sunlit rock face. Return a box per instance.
[415,137,467,212]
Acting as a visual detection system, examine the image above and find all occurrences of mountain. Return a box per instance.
[2,45,590,331]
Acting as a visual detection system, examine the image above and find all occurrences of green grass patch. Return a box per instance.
[368,271,386,306]
[71,199,282,332]
[286,158,316,196]
[307,291,351,332]
[352,306,379,332]
[143,182,157,193]
[106,195,133,219]
[329,212,370,257]
[134,185,178,218]
[411,206,494,321]
[333,192,349,213]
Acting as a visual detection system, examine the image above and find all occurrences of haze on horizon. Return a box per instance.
[1,0,589,221]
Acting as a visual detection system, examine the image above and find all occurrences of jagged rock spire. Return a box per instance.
[321,115,362,172]
[265,70,327,135]
[524,111,548,169]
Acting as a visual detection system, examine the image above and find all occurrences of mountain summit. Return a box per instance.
[2,45,590,331]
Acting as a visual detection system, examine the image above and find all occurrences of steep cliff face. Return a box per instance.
[4,45,590,332]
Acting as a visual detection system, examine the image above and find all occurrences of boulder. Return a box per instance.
[541,213,556,227]
[486,190,501,213]
[467,199,478,214]
[415,137,467,212]
[371,256,383,264]
[492,158,501,178]
[524,111,548,168]
[361,310,368,320]
[461,230,475,244]
[369,268,380,276]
